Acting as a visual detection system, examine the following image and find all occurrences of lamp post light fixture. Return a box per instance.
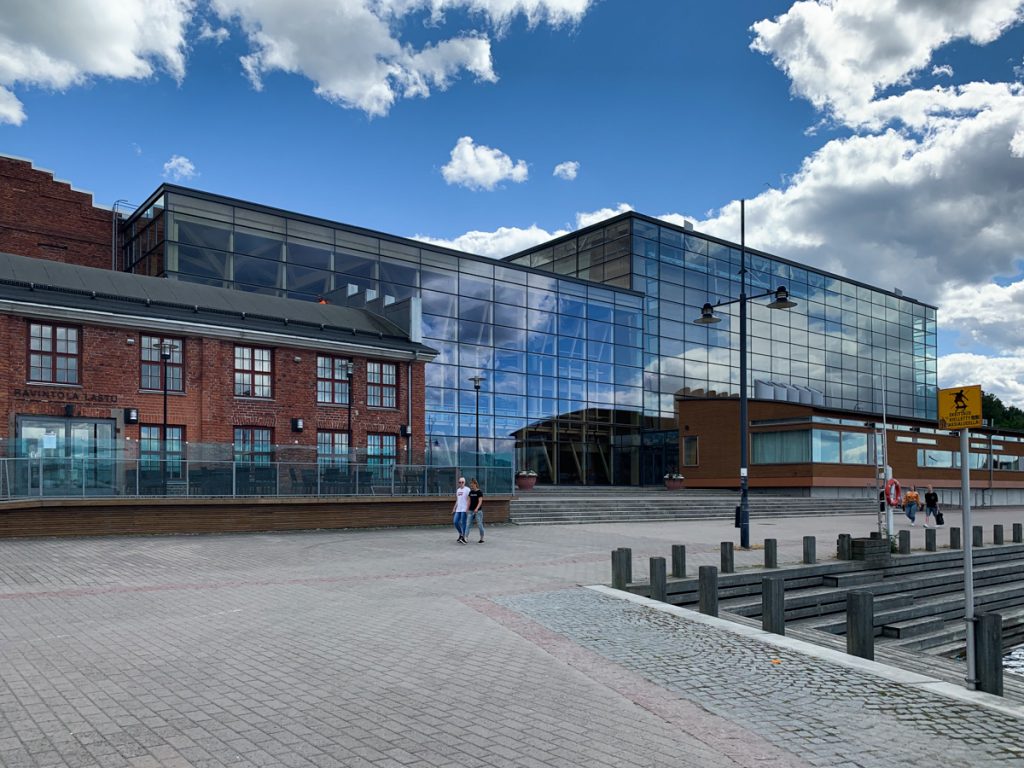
[153,339,175,496]
[693,199,796,549]
[469,374,485,462]
[345,359,355,461]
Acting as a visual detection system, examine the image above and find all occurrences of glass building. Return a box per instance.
[120,186,937,486]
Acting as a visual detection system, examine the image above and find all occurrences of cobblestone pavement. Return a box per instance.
[0,510,1020,767]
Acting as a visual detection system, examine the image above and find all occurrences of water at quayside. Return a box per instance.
[1004,646,1024,676]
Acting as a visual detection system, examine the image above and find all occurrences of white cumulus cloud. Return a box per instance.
[938,353,1024,407]
[441,136,528,190]
[162,154,197,180]
[0,0,193,125]
[198,21,231,44]
[932,64,954,78]
[552,160,579,180]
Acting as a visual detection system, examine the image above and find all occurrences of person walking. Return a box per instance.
[903,485,921,526]
[923,485,942,527]
[453,476,469,544]
[466,478,485,543]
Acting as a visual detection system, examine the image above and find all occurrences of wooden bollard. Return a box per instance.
[950,526,961,550]
[803,536,816,564]
[846,591,875,661]
[898,530,910,555]
[764,538,778,569]
[1014,523,1023,544]
[698,566,719,617]
[671,544,686,578]
[973,526,984,547]
[762,576,786,635]
[837,533,852,560]
[925,528,936,552]
[720,541,735,574]
[976,613,1004,696]
[649,557,667,602]
[994,524,1004,545]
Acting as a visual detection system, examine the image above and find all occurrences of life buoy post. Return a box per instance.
[885,478,902,507]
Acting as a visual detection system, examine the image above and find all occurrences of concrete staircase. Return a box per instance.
[509,486,876,524]
[628,542,1024,658]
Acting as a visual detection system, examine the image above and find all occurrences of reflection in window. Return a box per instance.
[752,431,811,463]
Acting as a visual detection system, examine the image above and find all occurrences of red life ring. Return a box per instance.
[885,478,902,507]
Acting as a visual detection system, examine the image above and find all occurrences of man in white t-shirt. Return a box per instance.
[453,477,469,544]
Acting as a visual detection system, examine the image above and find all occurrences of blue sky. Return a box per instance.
[2,0,1024,406]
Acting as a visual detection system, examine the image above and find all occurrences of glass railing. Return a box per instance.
[0,459,512,500]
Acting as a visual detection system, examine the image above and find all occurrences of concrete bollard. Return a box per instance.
[649,557,667,603]
[619,547,633,583]
[994,524,1004,545]
[1014,523,1023,544]
[950,527,961,550]
[762,576,786,636]
[837,533,852,560]
[973,526,984,548]
[976,613,1004,697]
[671,544,686,578]
[802,536,816,565]
[847,591,875,661]
[925,528,936,552]
[898,530,911,555]
[698,566,719,617]
[764,538,778,569]
[720,542,735,574]
[611,550,628,589]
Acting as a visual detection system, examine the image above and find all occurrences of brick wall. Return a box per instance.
[1,314,426,457]
[0,156,115,270]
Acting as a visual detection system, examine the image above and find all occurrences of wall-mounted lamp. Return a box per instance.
[124,407,139,424]
[291,418,304,433]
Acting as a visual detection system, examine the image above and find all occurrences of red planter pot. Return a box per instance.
[515,475,538,491]
[664,478,685,491]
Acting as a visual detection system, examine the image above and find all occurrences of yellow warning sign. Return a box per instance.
[937,385,983,430]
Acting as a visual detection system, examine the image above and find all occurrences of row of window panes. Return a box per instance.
[918,449,1024,470]
[26,325,395,409]
[751,429,875,465]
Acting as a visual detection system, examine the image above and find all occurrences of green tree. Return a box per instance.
[982,391,1024,430]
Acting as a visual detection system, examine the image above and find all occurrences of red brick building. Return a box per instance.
[677,396,1024,505]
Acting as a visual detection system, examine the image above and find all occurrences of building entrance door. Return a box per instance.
[16,417,116,496]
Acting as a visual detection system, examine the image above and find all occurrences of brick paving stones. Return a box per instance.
[0,509,1020,767]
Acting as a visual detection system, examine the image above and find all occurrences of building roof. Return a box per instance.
[0,251,435,360]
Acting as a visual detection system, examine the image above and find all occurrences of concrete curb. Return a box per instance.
[587,583,1024,721]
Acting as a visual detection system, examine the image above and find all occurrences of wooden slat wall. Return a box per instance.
[0,496,510,538]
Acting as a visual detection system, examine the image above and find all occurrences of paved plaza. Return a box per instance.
[0,507,1022,767]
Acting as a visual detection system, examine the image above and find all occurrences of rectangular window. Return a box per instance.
[367,362,397,408]
[28,323,79,384]
[839,432,870,465]
[234,427,273,464]
[752,430,811,464]
[317,355,351,405]
[367,433,397,466]
[812,429,841,463]
[140,336,184,391]
[234,346,273,398]
[317,430,349,465]
[140,425,184,479]
[682,435,698,466]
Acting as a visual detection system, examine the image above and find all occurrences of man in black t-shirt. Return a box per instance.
[467,478,485,543]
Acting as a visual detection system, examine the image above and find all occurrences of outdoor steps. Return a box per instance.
[510,491,876,524]
[624,541,1024,657]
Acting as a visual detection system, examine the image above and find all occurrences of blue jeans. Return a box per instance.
[905,502,918,522]
[466,509,485,539]
[453,511,467,537]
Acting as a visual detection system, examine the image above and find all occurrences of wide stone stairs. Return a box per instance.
[632,542,1024,658]
[509,486,876,524]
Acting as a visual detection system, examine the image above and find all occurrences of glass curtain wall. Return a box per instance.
[122,190,648,484]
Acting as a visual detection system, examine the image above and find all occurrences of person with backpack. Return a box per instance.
[924,485,942,527]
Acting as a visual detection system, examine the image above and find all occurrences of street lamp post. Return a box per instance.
[345,360,355,462]
[156,341,173,497]
[469,375,485,465]
[693,200,795,548]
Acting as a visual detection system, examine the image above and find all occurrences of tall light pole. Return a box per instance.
[693,200,795,548]
[469,375,485,462]
[345,359,355,462]
[155,340,173,496]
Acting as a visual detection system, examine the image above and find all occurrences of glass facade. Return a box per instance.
[120,189,937,485]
